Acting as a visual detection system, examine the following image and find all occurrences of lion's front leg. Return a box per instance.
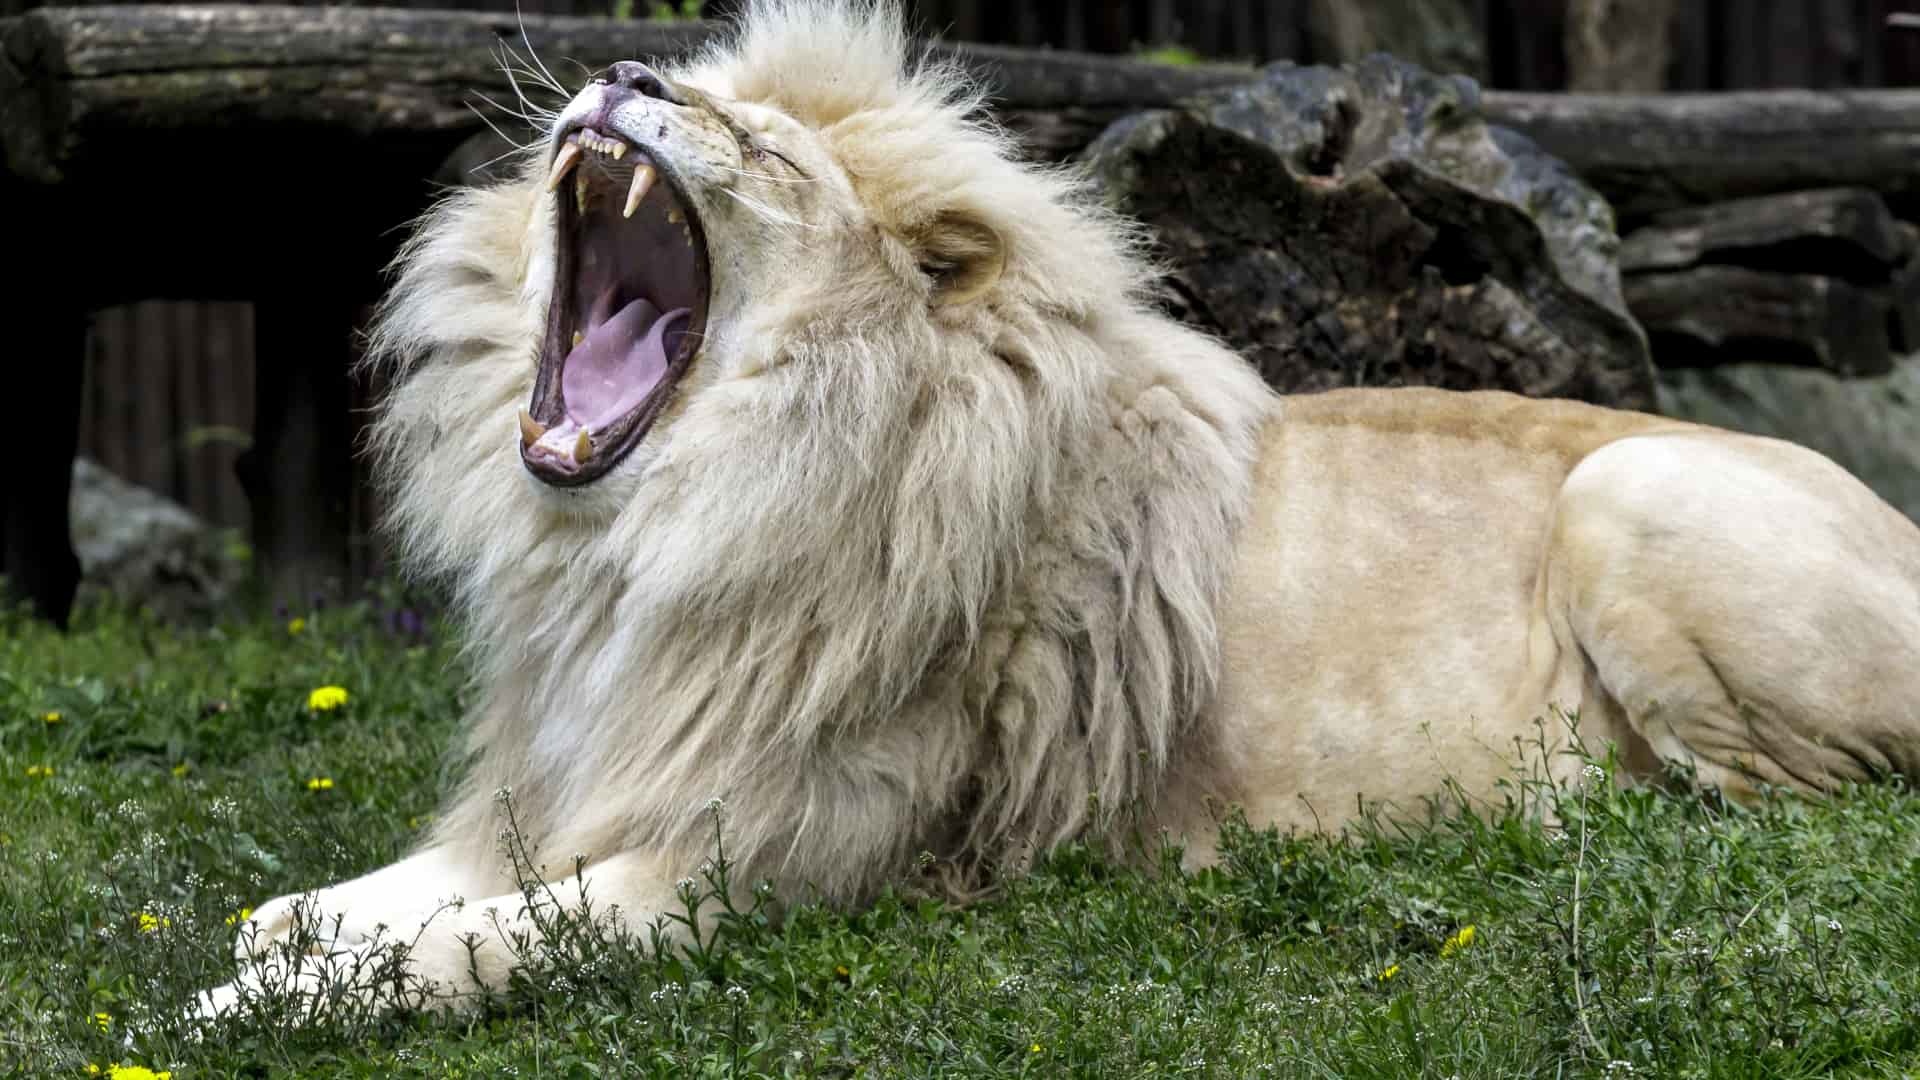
[233,845,492,963]
[199,850,692,1019]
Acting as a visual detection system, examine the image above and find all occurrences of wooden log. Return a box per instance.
[1085,55,1656,410]
[1623,267,1895,377]
[1479,89,1920,222]
[1619,187,1911,282]
[0,5,1247,184]
[8,6,1920,220]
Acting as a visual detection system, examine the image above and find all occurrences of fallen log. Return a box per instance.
[7,5,1920,222]
[1479,90,1920,222]
[1623,267,1894,377]
[1618,188,1912,282]
[1617,189,1917,375]
[0,5,1246,184]
[1085,55,1656,410]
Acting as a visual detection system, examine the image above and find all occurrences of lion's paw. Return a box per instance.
[190,940,439,1027]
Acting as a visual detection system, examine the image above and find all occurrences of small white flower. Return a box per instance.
[1582,763,1607,784]
[493,786,513,804]
[705,796,726,815]
[725,984,749,1005]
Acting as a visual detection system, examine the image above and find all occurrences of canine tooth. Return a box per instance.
[611,143,627,159]
[518,409,546,447]
[574,430,593,463]
[576,172,589,213]
[666,208,683,225]
[545,144,583,191]
[623,165,657,219]
[572,330,584,348]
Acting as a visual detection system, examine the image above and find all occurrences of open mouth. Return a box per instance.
[520,125,711,486]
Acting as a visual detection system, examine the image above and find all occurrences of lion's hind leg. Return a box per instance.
[1548,430,1920,800]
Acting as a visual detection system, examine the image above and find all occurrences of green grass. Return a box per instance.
[5,599,1920,1077]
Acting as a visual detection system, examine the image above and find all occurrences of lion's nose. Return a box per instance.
[605,61,682,105]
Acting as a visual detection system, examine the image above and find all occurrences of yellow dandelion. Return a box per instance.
[170,763,190,779]
[1030,1043,1043,1054]
[306,776,334,791]
[107,1067,172,1080]
[835,965,850,978]
[25,765,54,779]
[135,912,170,934]
[307,685,348,711]
[224,906,254,927]
[1441,924,1478,958]
[92,1012,110,1031]
[43,711,62,724]
[287,617,306,636]
[1377,963,1401,982]
[85,1065,100,1076]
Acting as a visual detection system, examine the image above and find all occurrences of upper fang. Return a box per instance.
[623,165,657,219]
[545,144,583,191]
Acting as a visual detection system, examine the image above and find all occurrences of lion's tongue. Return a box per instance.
[561,296,692,430]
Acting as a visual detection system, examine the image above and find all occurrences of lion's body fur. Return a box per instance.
[205,0,1920,1015]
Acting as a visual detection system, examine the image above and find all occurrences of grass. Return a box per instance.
[5,598,1920,1077]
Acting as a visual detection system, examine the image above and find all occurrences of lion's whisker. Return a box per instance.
[469,140,542,178]
[720,188,818,230]
[511,3,571,97]
[468,93,552,136]
[719,165,823,185]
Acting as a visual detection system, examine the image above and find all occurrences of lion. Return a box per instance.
[199,0,1920,1017]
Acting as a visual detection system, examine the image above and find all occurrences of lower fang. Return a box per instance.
[572,330,584,348]
[574,430,594,463]
[575,173,589,213]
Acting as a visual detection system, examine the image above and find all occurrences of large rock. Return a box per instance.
[1657,358,1920,521]
[69,457,244,619]
[1085,54,1655,410]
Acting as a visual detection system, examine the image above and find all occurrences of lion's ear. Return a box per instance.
[911,211,1006,306]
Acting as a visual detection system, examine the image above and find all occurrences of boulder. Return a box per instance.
[68,457,244,619]
[1085,54,1655,410]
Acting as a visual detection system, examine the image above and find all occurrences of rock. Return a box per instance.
[1085,53,1655,410]
[68,457,244,619]
[1657,358,1920,520]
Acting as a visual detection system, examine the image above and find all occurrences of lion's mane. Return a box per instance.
[365,0,1273,901]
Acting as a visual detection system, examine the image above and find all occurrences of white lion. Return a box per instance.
[202,0,1920,1016]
